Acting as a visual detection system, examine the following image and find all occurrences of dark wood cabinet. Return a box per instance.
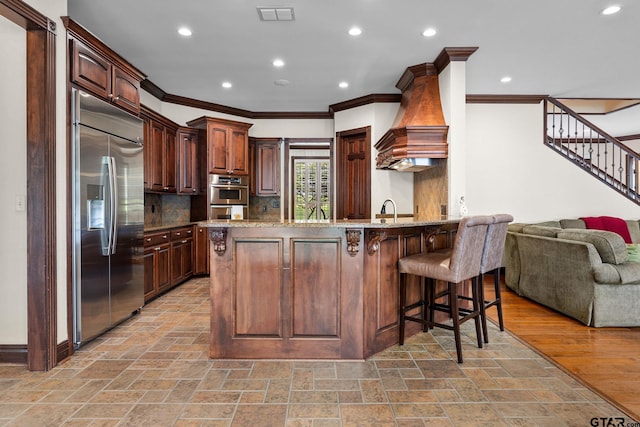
[170,226,194,285]
[186,116,253,176]
[194,226,210,275]
[177,128,199,195]
[252,138,280,196]
[143,231,171,301]
[142,107,178,193]
[143,226,195,302]
[70,39,141,115]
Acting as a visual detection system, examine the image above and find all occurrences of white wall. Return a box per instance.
[466,102,639,223]
[439,61,468,216]
[141,91,335,138]
[0,16,28,344]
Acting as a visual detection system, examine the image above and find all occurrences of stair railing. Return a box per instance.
[545,97,639,205]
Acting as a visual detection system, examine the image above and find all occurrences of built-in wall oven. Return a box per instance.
[209,174,248,220]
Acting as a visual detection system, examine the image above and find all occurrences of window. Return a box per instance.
[293,158,330,220]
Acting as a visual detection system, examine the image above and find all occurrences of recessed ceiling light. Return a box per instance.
[274,79,290,86]
[422,28,437,37]
[177,27,192,37]
[273,59,285,67]
[221,81,232,89]
[500,76,512,83]
[348,27,362,36]
[339,81,349,89]
[601,5,621,15]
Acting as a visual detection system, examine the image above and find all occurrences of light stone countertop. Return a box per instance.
[197,217,460,229]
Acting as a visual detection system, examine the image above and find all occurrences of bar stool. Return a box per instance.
[476,214,513,343]
[398,215,493,363]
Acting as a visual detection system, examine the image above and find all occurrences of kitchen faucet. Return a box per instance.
[380,199,397,223]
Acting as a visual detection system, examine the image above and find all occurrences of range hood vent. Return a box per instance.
[375,63,448,172]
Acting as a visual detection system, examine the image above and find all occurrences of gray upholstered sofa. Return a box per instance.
[504,218,640,327]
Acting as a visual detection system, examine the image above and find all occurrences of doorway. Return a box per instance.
[0,0,58,371]
[336,126,371,219]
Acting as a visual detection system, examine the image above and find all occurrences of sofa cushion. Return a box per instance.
[593,262,640,284]
[627,244,640,263]
[522,225,561,238]
[534,220,562,228]
[560,219,586,229]
[557,230,628,265]
[627,220,640,244]
[508,223,526,233]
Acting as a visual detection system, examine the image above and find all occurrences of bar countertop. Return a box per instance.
[197,217,459,229]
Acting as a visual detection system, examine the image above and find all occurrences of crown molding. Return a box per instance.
[466,94,548,104]
[329,94,401,114]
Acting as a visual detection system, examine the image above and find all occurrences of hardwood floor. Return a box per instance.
[485,275,640,421]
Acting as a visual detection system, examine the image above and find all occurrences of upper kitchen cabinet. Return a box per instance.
[64,18,144,115]
[187,117,253,176]
[250,137,281,196]
[142,107,178,193]
[177,128,200,195]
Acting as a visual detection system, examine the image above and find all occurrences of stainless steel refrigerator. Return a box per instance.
[72,89,144,347]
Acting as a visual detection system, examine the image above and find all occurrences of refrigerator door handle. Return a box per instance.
[100,156,111,256]
[108,156,119,255]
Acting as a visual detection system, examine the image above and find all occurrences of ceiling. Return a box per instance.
[66,0,640,114]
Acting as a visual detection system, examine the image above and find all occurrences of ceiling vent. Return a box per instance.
[257,7,295,21]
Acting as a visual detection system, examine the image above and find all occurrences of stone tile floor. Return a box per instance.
[0,277,629,426]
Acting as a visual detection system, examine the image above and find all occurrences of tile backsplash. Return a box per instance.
[144,193,191,228]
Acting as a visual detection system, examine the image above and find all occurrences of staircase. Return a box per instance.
[545,97,639,205]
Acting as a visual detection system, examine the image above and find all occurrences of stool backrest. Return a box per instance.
[480,214,514,274]
[448,215,493,283]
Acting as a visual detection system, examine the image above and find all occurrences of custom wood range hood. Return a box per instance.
[375,62,449,172]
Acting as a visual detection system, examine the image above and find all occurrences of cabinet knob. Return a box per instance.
[146,237,151,242]
[162,235,168,239]
[155,247,161,251]
[176,232,181,236]
[164,187,169,191]
[182,239,188,244]
[192,188,197,192]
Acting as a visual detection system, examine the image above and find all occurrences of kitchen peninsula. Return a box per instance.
[201,218,460,359]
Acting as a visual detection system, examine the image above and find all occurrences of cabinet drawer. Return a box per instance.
[171,226,193,241]
[144,231,170,247]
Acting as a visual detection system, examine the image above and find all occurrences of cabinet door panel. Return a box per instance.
[194,227,209,275]
[229,128,248,175]
[183,239,193,278]
[171,241,183,285]
[150,122,165,191]
[71,40,111,99]
[156,245,171,292]
[112,67,140,114]
[164,131,177,192]
[234,239,283,337]
[208,126,229,174]
[143,249,155,300]
[291,239,340,337]
[177,130,198,194]
[257,142,279,195]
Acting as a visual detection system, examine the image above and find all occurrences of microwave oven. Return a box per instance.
[209,174,248,206]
